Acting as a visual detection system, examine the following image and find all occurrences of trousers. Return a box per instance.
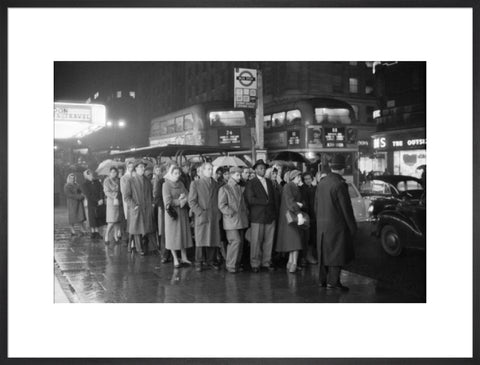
[195,246,217,264]
[225,229,244,271]
[250,221,275,268]
[317,232,341,285]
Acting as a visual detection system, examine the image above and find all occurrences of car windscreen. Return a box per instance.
[396,180,424,192]
[360,180,394,195]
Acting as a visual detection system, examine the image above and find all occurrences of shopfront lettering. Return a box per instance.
[392,140,403,147]
[407,138,426,146]
[373,137,386,149]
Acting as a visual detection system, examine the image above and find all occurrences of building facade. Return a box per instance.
[370,62,426,178]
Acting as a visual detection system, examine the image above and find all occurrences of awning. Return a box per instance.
[110,144,240,159]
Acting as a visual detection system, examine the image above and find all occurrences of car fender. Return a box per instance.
[377,211,423,238]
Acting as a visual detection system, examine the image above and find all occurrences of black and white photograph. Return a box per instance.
[3,4,477,362]
[53,61,427,303]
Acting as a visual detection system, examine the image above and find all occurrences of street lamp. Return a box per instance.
[106,120,113,127]
[118,119,126,128]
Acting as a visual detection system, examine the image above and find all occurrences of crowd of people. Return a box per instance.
[63,154,357,290]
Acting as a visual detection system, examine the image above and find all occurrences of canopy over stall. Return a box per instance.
[110,144,247,165]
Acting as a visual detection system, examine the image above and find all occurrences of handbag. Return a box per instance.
[286,210,310,230]
[166,205,178,220]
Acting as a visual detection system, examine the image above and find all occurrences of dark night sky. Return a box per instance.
[54,62,136,101]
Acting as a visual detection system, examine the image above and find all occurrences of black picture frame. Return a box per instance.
[1,1,478,364]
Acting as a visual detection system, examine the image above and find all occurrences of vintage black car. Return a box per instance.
[360,175,426,256]
[372,193,426,256]
[360,175,424,218]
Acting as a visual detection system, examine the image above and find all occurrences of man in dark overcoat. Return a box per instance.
[245,159,277,272]
[315,154,357,291]
[123,160,157,255]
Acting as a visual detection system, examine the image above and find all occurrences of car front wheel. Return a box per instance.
[381,225,403,256]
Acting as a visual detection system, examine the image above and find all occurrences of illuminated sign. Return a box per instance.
[307,127,323,147]
[54,102,106,139]
[234,68,257,109]
[218,128,241,145]
[373,135,426,150]
[373,137,387,149]
[324,127,345,148]
[287,130,300,146]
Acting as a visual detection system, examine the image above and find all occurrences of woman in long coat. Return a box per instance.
[103,167,125,244]
[275,169,307,273]
[188,162,222,271]
[81,169,106,239]
[64,173,87,236]
[163,165,193,268]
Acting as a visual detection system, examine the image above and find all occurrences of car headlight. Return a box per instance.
[368,204,375,216]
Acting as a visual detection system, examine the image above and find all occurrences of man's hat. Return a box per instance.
[329,154,346,170]
[253,159,269,169]
[133,159,147,169]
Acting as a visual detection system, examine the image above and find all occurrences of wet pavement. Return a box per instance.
[54,207,423,303]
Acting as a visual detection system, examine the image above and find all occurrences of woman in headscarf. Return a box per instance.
[275,169,307,273]
[63,173,87,236]
[162,164,193,268]
[103,167,125,244]
[81,169,106,239]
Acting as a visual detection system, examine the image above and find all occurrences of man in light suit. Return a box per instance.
[245,160,277,273]
[218,167,249,273]
[188,162,222,272]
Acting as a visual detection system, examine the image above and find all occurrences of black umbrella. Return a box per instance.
[271,151,310,164]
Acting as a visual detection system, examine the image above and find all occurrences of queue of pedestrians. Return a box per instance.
[63,154,357,290]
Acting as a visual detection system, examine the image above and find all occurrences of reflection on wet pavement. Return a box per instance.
[54,211,423,303]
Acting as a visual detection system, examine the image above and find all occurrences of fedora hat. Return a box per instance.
[252,159,269,169]
[329,154,346,170]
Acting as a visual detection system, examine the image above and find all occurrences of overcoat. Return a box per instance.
[81,179,106,228]
[244,176,277,224]
[188,177,221,247]
[120,174,132,218]
[275,182,304,252]
[315,173,357,266]
[103,177,124,223]
[218,178,249,230]
[162,179,193,250]
[123,174,155,235]
[64,182,86,224]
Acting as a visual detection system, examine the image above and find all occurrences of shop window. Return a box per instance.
[271,112,286,127]
[129,91,136,99]
[315,108,351,124]
[286,109,301,125]
[209,110,246,127]
[349,78,358,93]
[184,114,194,130]
[393,149,426,178]
[116,91,122,98]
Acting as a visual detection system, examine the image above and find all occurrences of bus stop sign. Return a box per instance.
[234,68,257,109]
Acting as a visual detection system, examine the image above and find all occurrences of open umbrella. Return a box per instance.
[271,151,310,164]
[96,159,125,176]
[212,156,247,167]
[416,164,426,171]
